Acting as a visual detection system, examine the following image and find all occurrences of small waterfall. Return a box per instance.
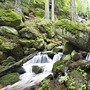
[86,52,90,61]
[1,52,63,90]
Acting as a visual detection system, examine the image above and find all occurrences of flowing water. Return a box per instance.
[86,52,90,61]
[1,52,63,90]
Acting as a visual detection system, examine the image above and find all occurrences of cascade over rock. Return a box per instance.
[55,19,90,51]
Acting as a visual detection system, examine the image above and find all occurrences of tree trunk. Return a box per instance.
[70,0,76,23]
[45,0,49,19]
[51,0,54,20]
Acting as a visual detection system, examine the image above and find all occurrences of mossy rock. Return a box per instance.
[19,39,35,47]
[0,51,7,61]
[19,27,40,39]
[0,73,20,84]
[0,9,21,28]
[0,26,18,39]
[0,42,15,51]
[63,42,75,54]
[29,48,36,54]
[0,66,5,71]
[1,56,15,66]
[61,54,71,61]
[33,8,45,18]
[55,19,85,35]
[32,66,42,74]
[37,19,55,38]
[12,46,24,59]
[34,39,45,50]
[53,46,63,52]
[46,43,56,50]
[22,6,29,16]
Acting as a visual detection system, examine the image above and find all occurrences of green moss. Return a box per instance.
[0,42,15,50]
[55,19,86,35]
[1,56,15,66]
[0,73,20,84]
[53,60,61,73]
[37,19,55,38]
[19,24,41,39]
[19,39,35,47]
[0,9,21,21]
[33,8,45,18]
[0,66,5,70]
[0,9,21,27]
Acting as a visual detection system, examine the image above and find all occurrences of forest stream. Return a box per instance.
[1,52,63,90]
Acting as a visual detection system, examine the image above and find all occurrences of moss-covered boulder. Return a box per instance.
[61,54,71,61]
[0,26,18,39]
[32,8,45,18]
[0,9,21,28]
[46,43,56,50]
[0,41,15,51]
[53,46,63,52]
[55,19,90,51]
[32,66,42,74]
[63,42,75,54]
[19,27,40,39]
[1,56,15,66]
[0,73,20,84]
[0,51,7,61]
[19,39,35,47]
[12,46,24,58]
[34,39,45,50]
[37,19,55,38]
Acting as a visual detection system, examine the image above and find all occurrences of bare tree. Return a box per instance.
[45,0,49,19]
[70,0,76,22]
[51,0,55,20]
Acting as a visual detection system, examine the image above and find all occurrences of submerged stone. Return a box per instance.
[32,66,42,74]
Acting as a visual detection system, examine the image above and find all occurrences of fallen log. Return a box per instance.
[0,51,38,76]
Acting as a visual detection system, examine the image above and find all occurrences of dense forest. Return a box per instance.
[0,0,90,90]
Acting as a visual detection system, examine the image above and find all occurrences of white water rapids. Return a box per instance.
[1,52,63,90]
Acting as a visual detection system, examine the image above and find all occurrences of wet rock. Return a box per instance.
[82,51,87,58]
[53,46,63,52]
[63,42,74,54]
[32,66,42,74]
[0,73,20,84]
[16,67,25,74]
